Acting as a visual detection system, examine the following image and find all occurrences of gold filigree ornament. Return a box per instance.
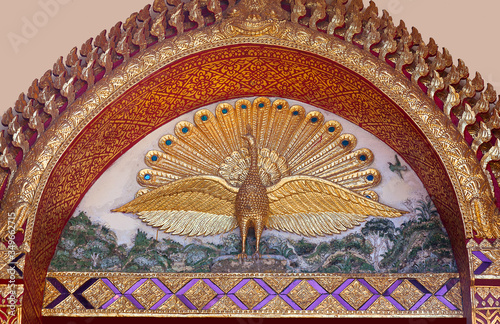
[114,98,406,258]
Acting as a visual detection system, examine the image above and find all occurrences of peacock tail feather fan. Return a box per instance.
[137,97,380,200]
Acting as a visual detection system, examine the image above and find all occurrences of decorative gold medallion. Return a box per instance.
[114,97,405,258]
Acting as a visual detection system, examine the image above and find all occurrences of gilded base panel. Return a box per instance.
[0,284,23,324]
[468,239,500,323]
[41,272,462,318]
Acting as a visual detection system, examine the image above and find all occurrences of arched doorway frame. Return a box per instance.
[1,1,498,323]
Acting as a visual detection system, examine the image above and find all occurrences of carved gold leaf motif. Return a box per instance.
[161,278,191,293]
[42,281,60,308]
[210,296,241,312]
[288,280,321,310]
[208,278,241,293]
[81,279,115,309]
[445,282,462,311]
[184,280,217,310]
[234,279,268,310]
[109,278,140,294]
[339,280,372,310]
[51,276,88,294]
[106,296,137,312]
[156,295,189,312]
[391,280,424,310]
[314,277,346,294]
[314,295,347,313]
[420,296,450,312]
[54,294,85,311]
[417,275,452,294]
[262,277,294,294]
[132,279,165,310]
[367,296,398,312]
[260,296,294,312]
[363,277,397,294]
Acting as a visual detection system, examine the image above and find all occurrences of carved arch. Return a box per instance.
[0,1,498,323]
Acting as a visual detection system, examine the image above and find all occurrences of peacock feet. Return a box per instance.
[237,253,248,261]
[252,252,262,260]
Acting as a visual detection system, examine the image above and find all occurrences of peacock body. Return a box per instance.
[114,97,406,258]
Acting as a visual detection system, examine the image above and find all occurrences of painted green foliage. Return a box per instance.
[50,196,457,273]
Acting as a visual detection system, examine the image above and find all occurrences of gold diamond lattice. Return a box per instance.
[391,280,424,310]
[288,280,321,310]
[234,279,268,310]
[132,279,165,310]
[82,279,116,309]
[184,280,217,310]
[338,280,373,310]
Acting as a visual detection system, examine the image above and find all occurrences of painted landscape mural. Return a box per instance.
[49,195,456,273]
[48,99,458,274]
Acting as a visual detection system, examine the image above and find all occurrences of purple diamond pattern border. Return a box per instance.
[44,276,462,313]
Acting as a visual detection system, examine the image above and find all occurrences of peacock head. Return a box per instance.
[242,127,256,149]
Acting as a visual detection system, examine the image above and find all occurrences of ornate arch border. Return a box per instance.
[1,1,499,323]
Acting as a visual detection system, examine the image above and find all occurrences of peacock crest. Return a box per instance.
[136,97,380,200]
[114,97,405,258]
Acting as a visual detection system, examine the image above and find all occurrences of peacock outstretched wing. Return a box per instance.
[265,176,406,237]
[113,176,239,236]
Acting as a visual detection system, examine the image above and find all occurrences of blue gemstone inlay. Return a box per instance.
[222,108,228,114]
[258,103,265,108]
[342,140,349,146]
[359,155,367,161]
[328,126,335,132]
[293,111,299,116]
[367,175,374,181]
[241,104,247,109]
[201,115,208,121]
[144,174,151,180]
[166,139,173,146]
[366,195,371,199]
[182,127,189,134]
[311,117,318,123]
[151,155,158,162]
[277,104,283,110]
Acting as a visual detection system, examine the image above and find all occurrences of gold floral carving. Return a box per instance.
[81,279,115,309]
[391,280,424,310]
[210,296,241,312]
[132,280,166,310]
[288,280,320,310]
[184,280,217,310]
[260,296,294,312]
[234,280,267,310]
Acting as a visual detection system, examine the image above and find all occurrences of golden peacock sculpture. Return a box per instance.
[113,97,406,259]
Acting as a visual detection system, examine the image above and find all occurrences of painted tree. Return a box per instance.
[415,196,438,221]
[361,218,396,271]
